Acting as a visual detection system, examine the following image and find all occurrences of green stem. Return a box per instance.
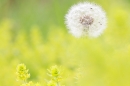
[57,81,59,86]
[23,80,27,84]
[56,78,59,86]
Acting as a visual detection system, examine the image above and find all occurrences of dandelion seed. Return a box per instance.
[65,2,107,38]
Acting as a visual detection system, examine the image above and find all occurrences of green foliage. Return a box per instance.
[48,65,61,77]
[16,64,41,86]
[16,64,30,81]
[47,80,57,86]
[16,64,63,86]
[0,0,130,86]
[47,65,63,86]
[20,81,41,86]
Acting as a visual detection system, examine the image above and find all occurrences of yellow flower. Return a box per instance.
[48,65,60,77]
[20,81,41,86]
[47,80,57,86]
[16,64,30,81]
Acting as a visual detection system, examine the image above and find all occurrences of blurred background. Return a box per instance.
[0,0,130,86]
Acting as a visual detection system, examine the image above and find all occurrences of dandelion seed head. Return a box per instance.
[80,15,94,27]
[65,2,107,38]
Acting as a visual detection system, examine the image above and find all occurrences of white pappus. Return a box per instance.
[65,2,107,38]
